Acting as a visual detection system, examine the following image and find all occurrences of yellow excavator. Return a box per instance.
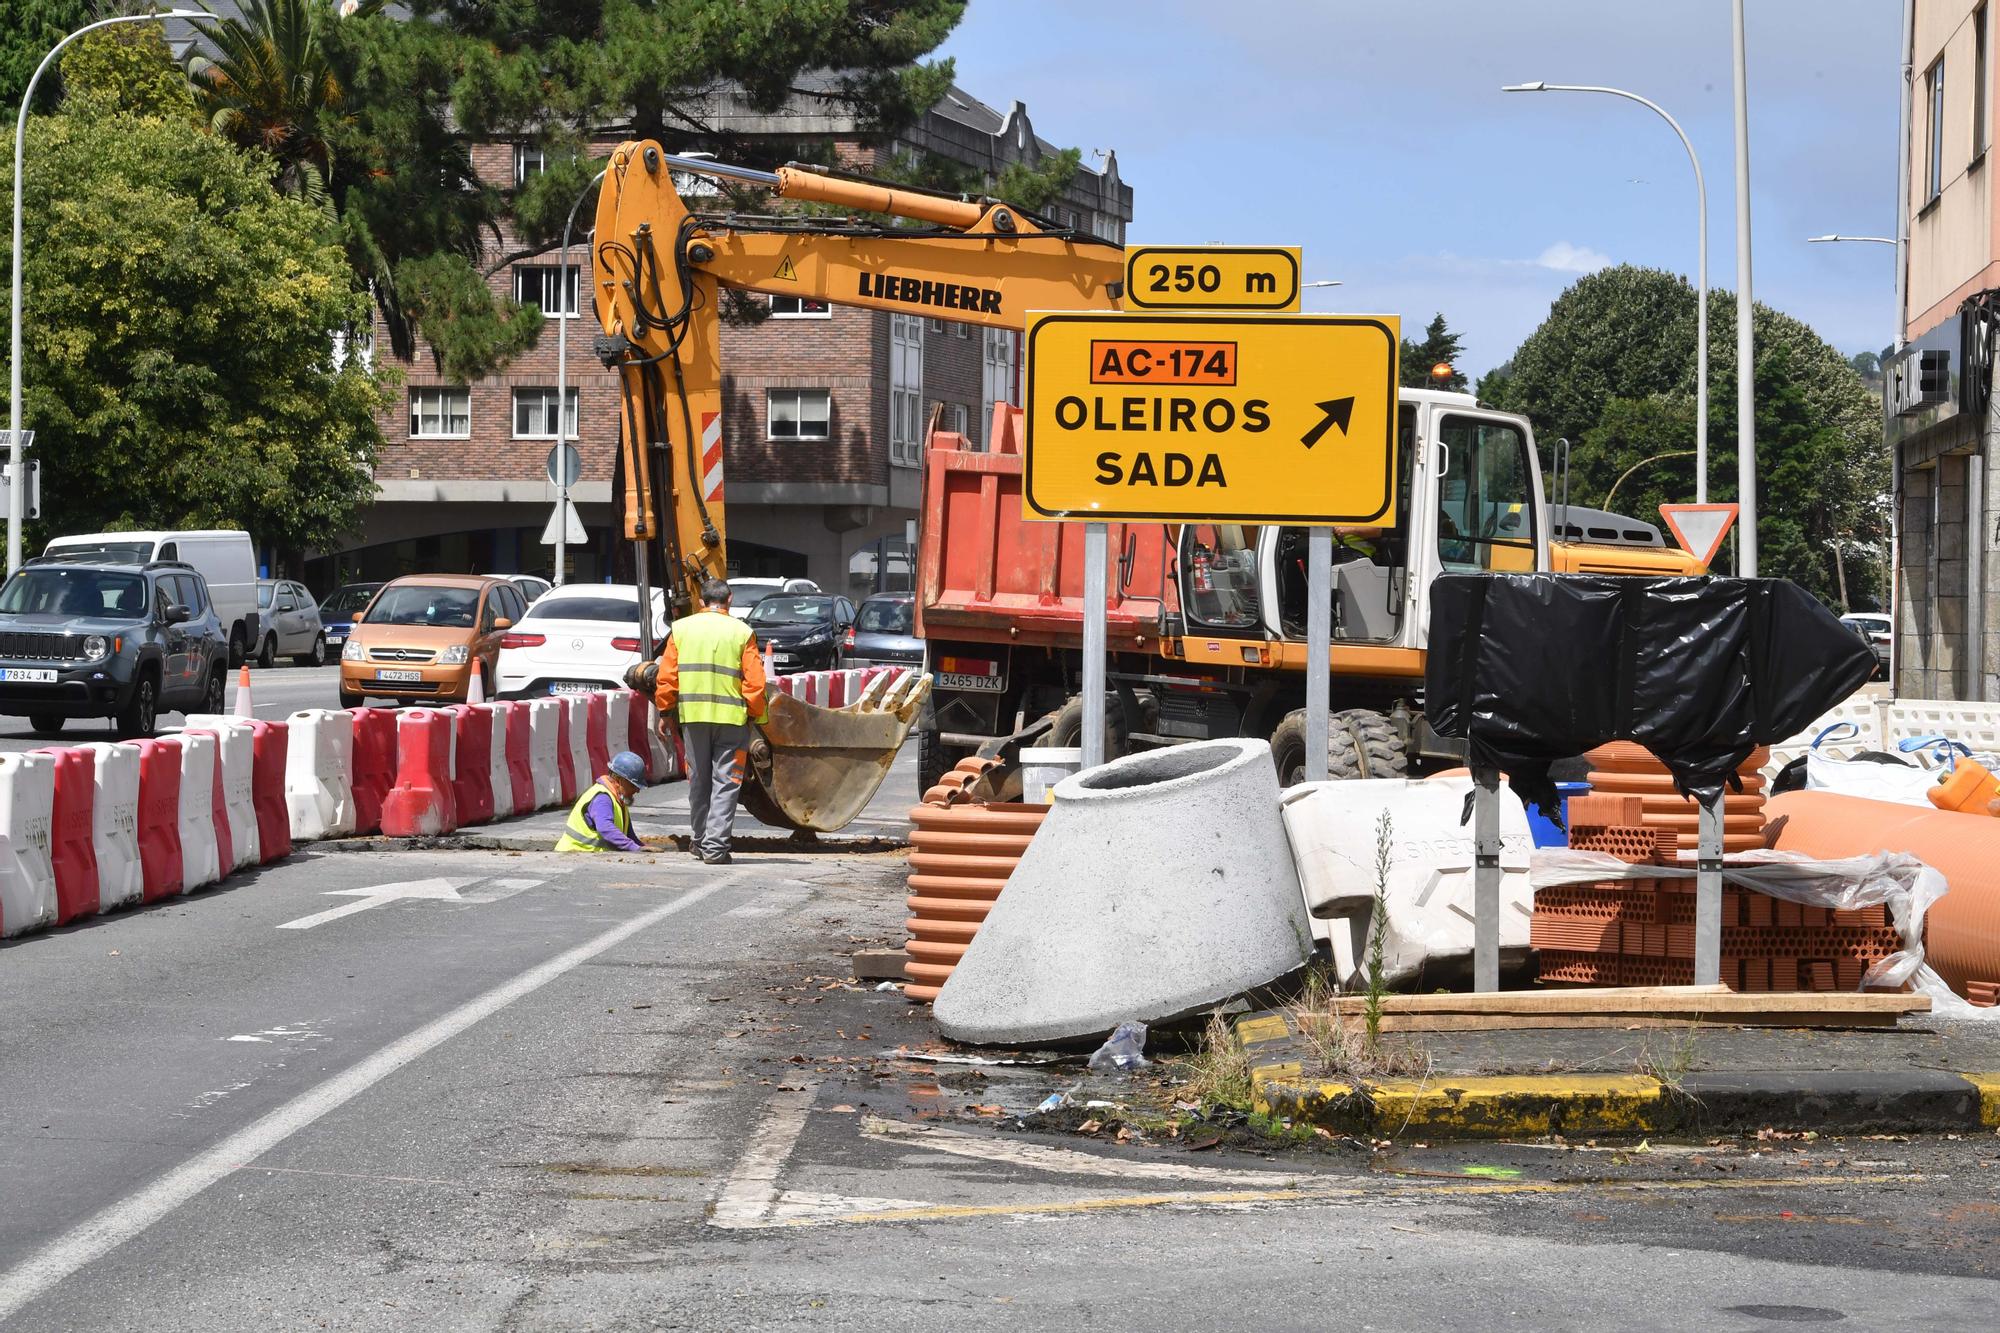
[591,139,1706,822]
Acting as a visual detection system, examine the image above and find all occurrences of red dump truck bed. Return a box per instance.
[916,406,1176,654]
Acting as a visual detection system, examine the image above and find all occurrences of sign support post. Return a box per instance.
[1472,765,1502,992]
[1081,522,1108,768]
[1695,794,1725,985]
[1304,527,1332,781]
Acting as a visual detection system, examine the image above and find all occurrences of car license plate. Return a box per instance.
[375,669,422,683]
[0,667,56,683]
[325,633,344,646]
[549,681,596,695]
[938,671,1004,692]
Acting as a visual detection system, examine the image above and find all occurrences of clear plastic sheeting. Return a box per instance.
[1530,847,1993,1019]
[1426,574,1878,811]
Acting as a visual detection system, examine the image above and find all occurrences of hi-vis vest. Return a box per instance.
[671,609,753,725]
[555,781,632,852]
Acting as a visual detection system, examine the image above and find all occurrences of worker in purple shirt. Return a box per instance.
[554,751,650,853]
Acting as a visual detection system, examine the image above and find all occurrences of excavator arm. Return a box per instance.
[590,139,1124,830]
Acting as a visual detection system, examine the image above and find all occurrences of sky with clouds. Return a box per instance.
[936,0,1901,378]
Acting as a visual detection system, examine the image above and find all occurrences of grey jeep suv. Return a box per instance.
[0,556,230,738]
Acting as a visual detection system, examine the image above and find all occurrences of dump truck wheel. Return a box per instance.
[1269,707,1407,786]
[917,720,955,799]
[1046,694,1128,762]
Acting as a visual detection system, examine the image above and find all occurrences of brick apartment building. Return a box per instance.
[310,84,1133,598]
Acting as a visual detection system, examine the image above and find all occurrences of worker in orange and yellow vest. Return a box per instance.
[653,577,769,865]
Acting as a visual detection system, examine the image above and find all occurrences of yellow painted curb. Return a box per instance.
[1257,1072,1668,1137]
[1233,1013,1294,1047]
[1964,1072,2000,1128]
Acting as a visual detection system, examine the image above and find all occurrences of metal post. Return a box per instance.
[555,169,606,590]
[1081,522,1108,768]
[1695,794,1725,985]
[1472,766,1502,992]
[1304,527,1332,781]
[10,10,205,576]
[1731,0,1759,576]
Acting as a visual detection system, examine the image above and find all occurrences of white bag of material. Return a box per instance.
[1280,776,1535,989]
[1804,752,1938,807]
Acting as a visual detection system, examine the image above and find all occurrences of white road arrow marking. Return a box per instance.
[277,877,486,931]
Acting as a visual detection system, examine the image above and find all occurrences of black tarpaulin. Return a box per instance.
[1425,574,1878,811]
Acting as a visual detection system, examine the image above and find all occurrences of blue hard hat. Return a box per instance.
[609,751,649,787]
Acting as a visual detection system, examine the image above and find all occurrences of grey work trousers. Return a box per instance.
[681,720,751,860]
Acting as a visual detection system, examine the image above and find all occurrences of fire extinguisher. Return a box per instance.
[1193,547,1212,592]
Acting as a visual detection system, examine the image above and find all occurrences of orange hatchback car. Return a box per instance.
[337,574,528,708]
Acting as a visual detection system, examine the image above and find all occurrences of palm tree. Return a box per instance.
[185,0,382,199]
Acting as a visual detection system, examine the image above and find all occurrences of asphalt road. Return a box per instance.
[0,663,344,755]
[4,842,2000,1330]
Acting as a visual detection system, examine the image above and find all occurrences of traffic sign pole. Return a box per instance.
[1081,522,1108,769]
[1304,527,1332,782]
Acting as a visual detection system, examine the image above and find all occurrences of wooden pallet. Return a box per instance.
[1310,985,1928,1032]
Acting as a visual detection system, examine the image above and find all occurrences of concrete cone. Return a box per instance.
[467,660,486,704]
[232,664,253,717]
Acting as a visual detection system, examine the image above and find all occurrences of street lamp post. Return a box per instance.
[1730,0,1757,577]
[10,9,206,575]
[1504,79,1709,504]
[554,168,607,594]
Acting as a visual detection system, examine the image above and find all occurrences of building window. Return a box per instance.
[512,387,580,439]
[929,317,946,334]
[514,265,580,317]
[769,294,831,318]
[890,313,924,466]
[947,402,969,437]
[514,144,545,183]
[980,328,1018,450]
[1978,4,1991,159]
[768,389,831,441]
[955,320,970,339]
[1929,55,1947,201]
[410,387,471,439]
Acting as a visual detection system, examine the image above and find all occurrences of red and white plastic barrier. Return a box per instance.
[77,742,142,912]
[285,709,355,841]
[185,717,258,871]
[176,731,222,891]
[527,698,562,810]
[349,706,396,835]
[603,691,631,771]
[584,692,611,787]
[559,695,589,802]
[486,703,513,821]
[381,709,457,838]
[443,703,495,829]
[133,738,183,902]
[33,746,99,926]
[247,719,292,864]
[769,665,911,707]
[0,752,56,937]
[501,701,536,815]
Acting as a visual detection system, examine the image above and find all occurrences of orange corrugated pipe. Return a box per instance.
[903,801,1048,1002]
[1587,743,1769,853]
[1766,789,2000,998]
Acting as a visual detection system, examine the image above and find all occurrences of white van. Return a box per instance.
[43,530,261,665]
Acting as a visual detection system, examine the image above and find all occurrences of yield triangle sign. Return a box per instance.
[540,499,587,545]
[1658,503,1739,569]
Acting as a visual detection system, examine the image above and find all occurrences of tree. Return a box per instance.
[58,19,192,121]
[178,1,977,380]
[1481,264,1887,607]
[2,99,390,551]
[1401,313,1467,390]
[0,1,90,117]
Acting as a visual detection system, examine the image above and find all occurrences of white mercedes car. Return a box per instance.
[494,583,668,698]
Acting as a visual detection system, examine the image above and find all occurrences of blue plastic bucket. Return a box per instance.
[1525,780,1592,848]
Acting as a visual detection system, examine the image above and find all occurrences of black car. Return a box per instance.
[840,593,922,671]
[0,557,230,737]
[745,594,855,674]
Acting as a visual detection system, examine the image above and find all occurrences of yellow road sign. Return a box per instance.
[1123,246,1302,312]
[1023,312,1400,524]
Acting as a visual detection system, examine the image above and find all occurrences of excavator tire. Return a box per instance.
[1268,707,1407,786]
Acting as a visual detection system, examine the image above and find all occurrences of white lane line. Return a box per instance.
[0,871,748,1326]
[859,1117,1316,1188]
[708,1080,822,1230]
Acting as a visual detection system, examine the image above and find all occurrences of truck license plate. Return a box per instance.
[937,671,1004,692]
[375,669,422,683]
[0,667,55,683]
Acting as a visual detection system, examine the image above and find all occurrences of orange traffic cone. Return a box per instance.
[467,659,486,704]
[232,663,253,717]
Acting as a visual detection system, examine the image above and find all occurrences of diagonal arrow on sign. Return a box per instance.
[1298,396,1355,450]
[277,877,486,931]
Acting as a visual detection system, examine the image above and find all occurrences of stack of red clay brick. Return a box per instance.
[1532,794,1903,992]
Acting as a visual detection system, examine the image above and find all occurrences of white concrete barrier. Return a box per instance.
[527,698,563,809]
[485,703,513,820]
[562,694,592,794]
[76,742,142,912]
[602,690,631,770]
[194,719,259,870]
[0,752,56,937]
[285,709,356,841]
[176,731,222,891]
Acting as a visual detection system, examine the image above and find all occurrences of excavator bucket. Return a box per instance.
[740,671,933,832]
